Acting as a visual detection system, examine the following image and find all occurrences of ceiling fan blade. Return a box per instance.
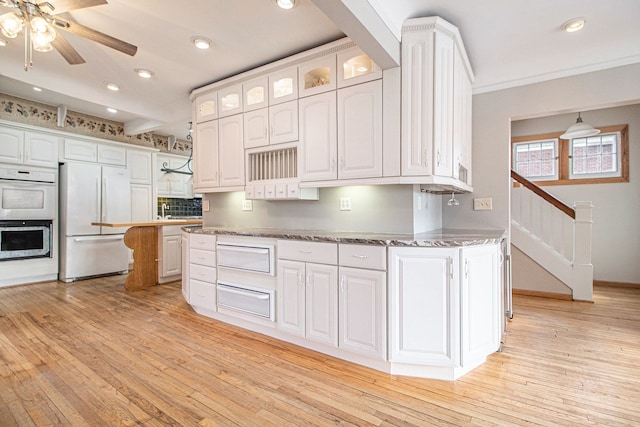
[49,0,108,14]
[51,32,86,65]
[57,20,137,56]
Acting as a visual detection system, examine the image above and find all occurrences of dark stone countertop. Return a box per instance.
[182,226,505,247]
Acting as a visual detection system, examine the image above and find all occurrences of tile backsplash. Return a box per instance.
[157,198,202,218]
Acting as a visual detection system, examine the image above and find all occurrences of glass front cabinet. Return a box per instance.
[337,47,382,88]
[243,76,268,112]
[218,84,243,118]
[269,67,298,105]
[298,55,337,98]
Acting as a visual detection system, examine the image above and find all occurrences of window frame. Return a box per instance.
[511,124,629,186]
[512,137,559,182]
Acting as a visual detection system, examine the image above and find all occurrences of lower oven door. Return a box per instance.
[217,281,275,321]
[0,220,52,261]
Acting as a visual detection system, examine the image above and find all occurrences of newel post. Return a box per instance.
[572,201,594,301]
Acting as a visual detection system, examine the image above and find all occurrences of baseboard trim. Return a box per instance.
[512,289,573,300]
[594,280,640,288]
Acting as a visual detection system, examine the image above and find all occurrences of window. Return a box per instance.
[512,124,628,186]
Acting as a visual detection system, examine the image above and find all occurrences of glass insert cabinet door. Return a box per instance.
[298,55,337,97]
[337,47,382,88]
[269,66,298,105]
[243,76,268,112]
[195,92,218,123]
[219,84,243,117]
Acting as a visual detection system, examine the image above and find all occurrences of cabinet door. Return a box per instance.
[305,263,338,347]
[130,184,153,221]
[128,150,153,184]
[461,245,500,367]
[0,126,24,164]
[24,132,59,168]
[243,76,268,112]
[337,46,382,88]
[298,54,336,97]
[218,84,243,118]
[98,144,127,166]
[162,235,182,277]
[269,100,298,145]
[156,154,172,196]
[299,91,337,181]
[168,157,188,197]
[269,67,298,105]
[432,31,455,177]
[194,120,219,189]
[182,233,190,302]
[244,108,269,148]
[277,259,306,337]
[195,92,218,123]
[453,48,473,185]
[64,138,97,162]
[339,267,386,359]
[218,115,245,188]
[337,80,382,179]
[388,247,460,366]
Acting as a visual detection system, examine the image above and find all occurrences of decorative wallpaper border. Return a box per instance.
[0,93,192,155]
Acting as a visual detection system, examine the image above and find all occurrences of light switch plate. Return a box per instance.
[339,197,352,211]
[202,199,210,212]
[473,198,493,211]
[242,200,253,211]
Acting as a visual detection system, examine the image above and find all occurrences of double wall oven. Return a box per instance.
[0,164,56,264]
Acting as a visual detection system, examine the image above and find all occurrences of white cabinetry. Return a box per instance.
[269,67,298,105]
[298,54,336,97]
[337,80,383,179]
[0,127,59,168]
[388,244,500,379]
[337,46,382,88]
[401,16,473,187]
[277,240,338,347]
[189,234,217,313]
[158,225,183,284]
[157,153,192,198]
[219,84,243,118]
[194,119,219,189]
[338,244,387,360]
[299,91,337,181]
[218,115,245,188]
[130,184,154,221]
[195,92,218,123]
[182,232,190,301]
[128,149,154,222]
[243,100,298,148]
[128,150,153,184]
[243,77,268,112]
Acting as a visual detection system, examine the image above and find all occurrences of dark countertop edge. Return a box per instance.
[180,226,506,247]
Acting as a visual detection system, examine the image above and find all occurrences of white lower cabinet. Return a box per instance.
[158,226,183,284]
[388,244,500,375]
[188,234,217,312]
[181,232,190,302]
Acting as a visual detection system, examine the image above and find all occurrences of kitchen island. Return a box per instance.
[181,226,505,380]
[93,219,202,290]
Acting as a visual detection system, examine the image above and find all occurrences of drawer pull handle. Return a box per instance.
[298,250,312,254]
[352,255,369,259]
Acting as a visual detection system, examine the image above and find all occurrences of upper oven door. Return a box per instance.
[0,180,57,220]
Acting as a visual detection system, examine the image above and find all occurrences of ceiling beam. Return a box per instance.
[310,0,400,69]
[124,118,165,136]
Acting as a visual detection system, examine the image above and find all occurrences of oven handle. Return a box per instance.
[73,236,124,242]
[218,284,270,300]
[217,244,270,256]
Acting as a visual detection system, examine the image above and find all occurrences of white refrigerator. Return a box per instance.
[59,162,131,282]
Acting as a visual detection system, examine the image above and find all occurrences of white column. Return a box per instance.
[572,201,593,301]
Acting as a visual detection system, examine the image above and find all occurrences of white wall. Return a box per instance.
[443,63,640,286]
[511,104,640,284]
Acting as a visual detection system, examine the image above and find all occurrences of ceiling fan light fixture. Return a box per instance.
[560,112,601,139]
[0,12,23,38]
[135,68,154,79]
[191,36,211,50]
[276,0,296,10]
[562,17,585,33]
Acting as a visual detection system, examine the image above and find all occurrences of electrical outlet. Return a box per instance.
[339,197,352,211]
[473,197,493,211]
[202,199,210,212]
[242,200,253,211]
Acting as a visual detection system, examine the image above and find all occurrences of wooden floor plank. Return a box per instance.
[0,277,639,426]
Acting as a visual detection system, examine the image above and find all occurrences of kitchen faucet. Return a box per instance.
[161,203,170,219]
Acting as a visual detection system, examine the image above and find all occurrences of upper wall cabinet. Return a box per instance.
[0,127,60,168]
[298,55,337,97]
[219,84,243,118]
[401,16,474,186]
[337,47,382,88]
[269,67,298,105]
[195,92,218,123]
[243,76,269,112]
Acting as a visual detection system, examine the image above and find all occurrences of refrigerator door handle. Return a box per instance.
[102,176,108,221]
[95,177,101,223]
[73,236,124,242]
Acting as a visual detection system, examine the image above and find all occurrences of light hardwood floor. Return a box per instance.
[1,276,639,426]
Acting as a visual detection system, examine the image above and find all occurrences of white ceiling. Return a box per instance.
[1,0,639,139]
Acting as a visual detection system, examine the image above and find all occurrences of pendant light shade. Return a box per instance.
[560,113,601,139]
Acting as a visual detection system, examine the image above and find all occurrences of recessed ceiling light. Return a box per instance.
[107,107,118,114]
[562,17,585,33]
[276,0,295,10]
[33,87,42,92]
[106,82,120,91]
[135,68,154,79]
[0,38,7,47]
[191,36,212,50]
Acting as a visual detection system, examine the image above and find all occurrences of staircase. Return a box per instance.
[510,171,594,301]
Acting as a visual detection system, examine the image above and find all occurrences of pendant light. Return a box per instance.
[560,112,600,139]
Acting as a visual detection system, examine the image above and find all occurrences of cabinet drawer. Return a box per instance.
[190,234,216,250]
[190,248,216,267]
[190,263,217,284]
[339,244,387,271]
[189,279,216,311]
[278,240,337,264]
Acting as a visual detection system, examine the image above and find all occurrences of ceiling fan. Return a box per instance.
[0,0,137,70]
